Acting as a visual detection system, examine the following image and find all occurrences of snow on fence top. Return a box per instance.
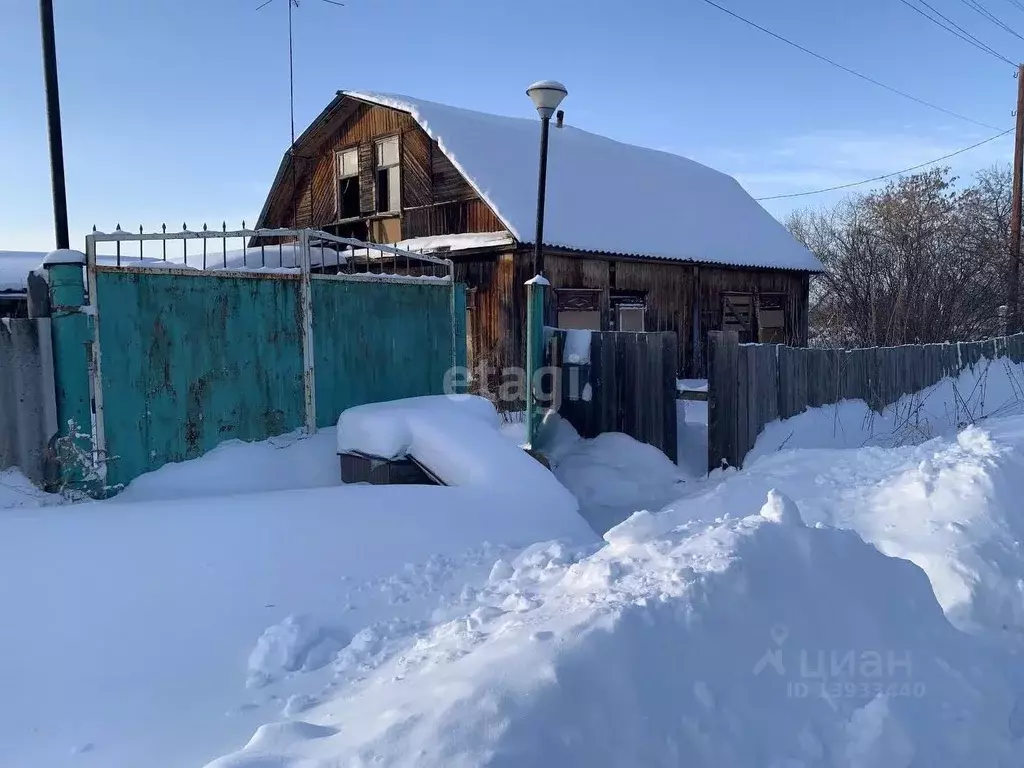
[0,251,45,293]
[345,91,823,272]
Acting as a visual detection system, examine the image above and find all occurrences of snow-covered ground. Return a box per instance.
[8,362,1024,767]
[0,414,595,768]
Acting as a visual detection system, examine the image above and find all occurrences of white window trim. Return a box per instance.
[374,135,401,215]
[334,147,360,221]
[617,305,646,332]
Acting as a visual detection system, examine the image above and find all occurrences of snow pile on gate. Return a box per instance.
[207,485,1024,767]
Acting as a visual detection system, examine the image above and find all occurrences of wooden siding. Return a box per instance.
[402,128,433,210]
[615,259,693,372]
[504,247,810,377]
[455,252,517,381]
[264,101,507,243]
[433,146,476,203]
[402,200,504,240]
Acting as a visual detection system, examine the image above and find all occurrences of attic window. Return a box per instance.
[336,148,360,220]
[375,136,401,214]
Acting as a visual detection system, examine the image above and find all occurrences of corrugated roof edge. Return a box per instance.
[525,241,825,273]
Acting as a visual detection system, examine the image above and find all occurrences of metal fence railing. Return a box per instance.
[85,224,455,280]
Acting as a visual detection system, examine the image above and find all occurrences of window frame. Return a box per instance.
[334,146,361,222]
[617,305,646,332]
[373,135,402,215]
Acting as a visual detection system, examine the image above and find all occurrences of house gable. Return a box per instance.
[255,97,509,244]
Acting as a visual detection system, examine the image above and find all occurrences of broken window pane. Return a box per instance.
[339,177,360,219]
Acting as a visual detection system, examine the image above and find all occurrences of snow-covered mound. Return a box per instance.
[0,468,61,508]
[337,396,578,513]
[113,427,340,503]
[535,413,687,533]
[207,491,1024,767]
[674,416,1024,649]
[0,428,596,768]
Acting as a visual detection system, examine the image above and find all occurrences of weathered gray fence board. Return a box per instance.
[548,330,678,463]
[708,331,1024,471]
[0,318,57,484]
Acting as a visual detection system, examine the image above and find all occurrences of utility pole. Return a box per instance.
[39,0,69,251]
[1009,63,1024,334]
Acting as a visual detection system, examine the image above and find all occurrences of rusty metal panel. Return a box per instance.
[310,278,457,426]
[93,270,305,489]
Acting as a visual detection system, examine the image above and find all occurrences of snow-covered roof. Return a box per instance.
[0,251,45,293]
[389,232,515,253]
[344,92,823,272]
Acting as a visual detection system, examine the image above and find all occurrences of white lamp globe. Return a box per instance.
[526,80,568,119]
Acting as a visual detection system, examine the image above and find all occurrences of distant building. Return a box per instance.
[0,252,44,318]
[254,91,823,376]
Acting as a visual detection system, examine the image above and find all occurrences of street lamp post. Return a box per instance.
[39,0,69,250]
[524,80,567,449]
[526,80,567,277]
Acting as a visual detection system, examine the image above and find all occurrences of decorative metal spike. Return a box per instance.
[92,224,97,232]
[203,223,208,231]
[183,222,187,230]
[242,220,247,230]
[115,222,122,231]
[162,223,167,233]
[222,221,227,231]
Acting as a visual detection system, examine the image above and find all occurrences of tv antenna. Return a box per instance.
[258,0,345,148]
[257,0,344,226]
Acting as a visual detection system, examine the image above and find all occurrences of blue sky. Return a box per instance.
[1,0,1020,251]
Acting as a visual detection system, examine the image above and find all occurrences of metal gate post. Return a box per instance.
[45,247,95,491]
[298,229,317,433]
[525,274,549,448]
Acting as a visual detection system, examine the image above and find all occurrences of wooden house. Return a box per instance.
[254,91,823,377]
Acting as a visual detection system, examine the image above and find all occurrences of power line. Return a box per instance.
[897,0,1015,64]
[960,0,1024,41]
[696,0,1003,130]
[755,128,1013,200]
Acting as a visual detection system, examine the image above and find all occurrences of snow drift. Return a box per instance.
[208,490,1024,767]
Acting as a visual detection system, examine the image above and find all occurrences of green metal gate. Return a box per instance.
[83,227,466,492]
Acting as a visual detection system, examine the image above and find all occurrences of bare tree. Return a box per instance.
[789,166,1016,348]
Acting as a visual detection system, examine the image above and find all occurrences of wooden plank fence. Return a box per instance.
[547,330,678,463]
[708,331,1024,471]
